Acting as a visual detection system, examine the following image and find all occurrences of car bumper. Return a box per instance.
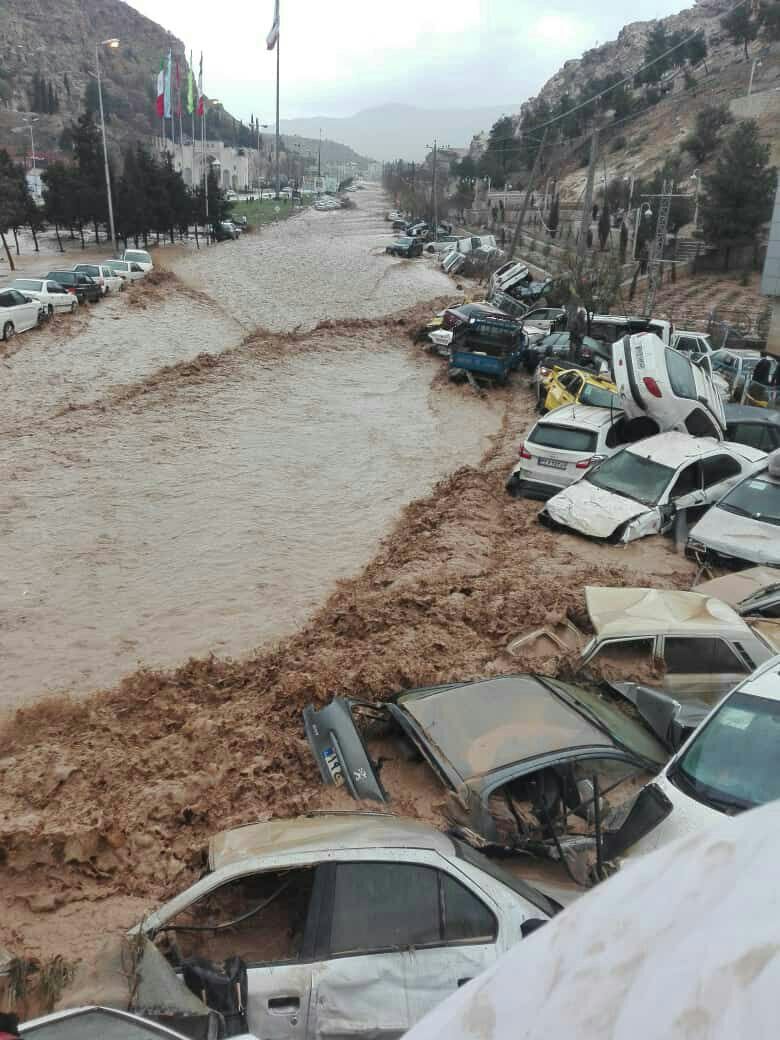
[506,472,566,500]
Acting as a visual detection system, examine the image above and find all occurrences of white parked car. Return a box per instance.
[121,248,154,272]
[686,450,780,568]
[105,258,146,282]
[620,654,780,860]
[539,431,767,543]
[612,332,726,439]
[521,306,565,336]
[7,277,78,315]
[137,812,557,1039]
[506,405,632,500]
[0,287,42,341]
[72,263,124,295]
[21,1007,200,1040]
[671,329,714,355]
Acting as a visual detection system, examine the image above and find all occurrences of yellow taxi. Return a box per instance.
[542,367,620,413]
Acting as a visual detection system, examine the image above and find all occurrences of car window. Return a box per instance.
[528,424,597,453]
[12,279,41,291]
[701,454,742,488]
[590,638,656,677]
[21,1007,181,1040]
[675,336,700,353]
[669,462,701,499]
[0,294,12,308]
[153,867,315,965]
[712,352,736,373]
[329,862,495,955]
[588,450,675,506]
[671,691,780,810]
[729,422,778,453]
[719,476,780,526]
[580,383,620,409]
[685,407,721,439]
[664,638,747,678]
[665,348,697,400]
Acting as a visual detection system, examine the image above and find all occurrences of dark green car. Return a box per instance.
[386,236,423,259]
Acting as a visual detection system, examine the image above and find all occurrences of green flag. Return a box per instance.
[187,50,195,115]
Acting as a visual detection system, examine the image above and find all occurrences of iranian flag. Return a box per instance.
[196,51,204,117]
[266,0,279,50]
[156,57,164,118]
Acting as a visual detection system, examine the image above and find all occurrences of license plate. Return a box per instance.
[322,746,344,786]
[538,457,567,470]
[633,344,646,369]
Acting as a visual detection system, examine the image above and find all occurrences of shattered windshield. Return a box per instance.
[670,691,780,811]
[587,449,674,506]
[718,476,780,526]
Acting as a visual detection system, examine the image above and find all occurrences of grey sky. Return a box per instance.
[127,0,690,121]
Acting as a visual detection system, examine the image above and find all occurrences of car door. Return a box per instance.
[663,461,705,532]
[661,636,750,700]
[701,453,744,505]
[10,290,38,331]
[308,860,429,1038]
[49,281,71,310]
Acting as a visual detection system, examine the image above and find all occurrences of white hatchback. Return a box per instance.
[7,277,78,315]
[540,431,767,543]
[121,248,154,272]
[506,405,630,500]
[0,287,42,340]
[612,333,726,439]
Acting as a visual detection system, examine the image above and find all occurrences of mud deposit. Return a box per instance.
[0,186,697,966]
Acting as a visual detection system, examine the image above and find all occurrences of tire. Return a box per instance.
[70,300,78,313]
[3,321,14,342]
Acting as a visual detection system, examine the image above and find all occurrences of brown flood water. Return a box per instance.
[0,342,499,707]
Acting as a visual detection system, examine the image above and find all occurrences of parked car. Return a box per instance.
[386,236,423,258]
[588,315,672,346]
[440,301,505,334]
[743,355,780,409]
[539,432,767,544]
[686,450,780,568]
[489,260,529,294]
[487,290,528,321]
[525,332,599,374]
[137,812,559,1038]
[509,585,780,708]
[710,348,761,401]
[693,566,780,619]
[304,676,669,878]
[46,270,101,303]
[612,333,726,440]
[611,654,780,861]
[670,329,713,355]
[20,1007,198,1040]
[104,258,146,282]
[723,403,780,453]
[0,288,43,340]
[121,248,154,272]
[506,406,647,500]
[391,218,409,231]
[521,306,566,336]
[7,277,78,315]
[72,262,124,295]
[541,368,619,414]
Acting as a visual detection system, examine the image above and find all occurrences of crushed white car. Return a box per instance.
[539,431,766,543]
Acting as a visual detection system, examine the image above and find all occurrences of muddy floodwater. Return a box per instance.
[0,188,501,707]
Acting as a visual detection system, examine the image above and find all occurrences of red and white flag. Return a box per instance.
[266,0,280,49]
[156,57,164,118]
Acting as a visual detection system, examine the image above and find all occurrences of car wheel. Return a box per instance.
[70,300,78,313]
[2,321,14,342]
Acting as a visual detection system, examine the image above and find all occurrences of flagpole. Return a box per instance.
[274,16,280,199]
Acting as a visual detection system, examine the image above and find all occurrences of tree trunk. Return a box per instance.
[94,220,100,244]
[30,222,39,251]
[194,223,200,249]
[1,231,16,271]
[12,227,20,255]
[54,222,64,252]
[78,220,85,248]
[724,245,731,272]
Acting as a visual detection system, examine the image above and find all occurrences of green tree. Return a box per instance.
[760,0,780,39]
[72,110,107,243]
[478,116,517,187]
[685,33,708,66]
[682,103,733,162]
[721,6,758,56]
[701,119,778,269]
[0,150,28,269]
[42,161,76,251]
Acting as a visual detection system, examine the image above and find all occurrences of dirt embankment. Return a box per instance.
[0,335,694,960]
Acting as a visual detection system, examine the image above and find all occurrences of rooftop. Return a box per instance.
[585,586,750,640]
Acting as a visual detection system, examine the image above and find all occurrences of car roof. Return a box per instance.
[209,811,456,870]
[539,404,621,430]
[693,567,780,607]
[724,404,780,425]
[396,675,619,783]
[625,431,763,465]
[585,586,750,640]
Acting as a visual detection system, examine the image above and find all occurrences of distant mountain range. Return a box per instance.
[280,103,522,162]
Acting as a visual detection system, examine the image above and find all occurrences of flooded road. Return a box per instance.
[0,189,497,706]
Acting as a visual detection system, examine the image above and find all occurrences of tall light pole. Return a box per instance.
[11,115,38,171]
[96,37,120,254]
[690,170,701,230]
[317,127,322,182]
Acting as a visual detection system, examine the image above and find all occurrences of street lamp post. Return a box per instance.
[96,37,120,254]
[690,170,701,230]
[11,115,38,171]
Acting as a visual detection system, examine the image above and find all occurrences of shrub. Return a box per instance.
[610,134,627,153]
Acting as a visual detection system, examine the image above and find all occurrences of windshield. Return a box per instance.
[528,424,597,453]
[579,383,620,409]
[718,475,780,526]
[125,250,151,262]
[670,691,780,811]
[106,261,127,270]
[544,678,667,765]
[21,1007,172,1040]
[453,839,560,917]
[587,448,674,506]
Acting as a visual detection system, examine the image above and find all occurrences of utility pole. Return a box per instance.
[318,127,322,179]
[643,179,672,317]
[508,127,547,259]
[427,139,438,240]
[96,38,120,255]
[577,129,599,260]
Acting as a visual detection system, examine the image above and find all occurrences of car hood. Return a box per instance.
[544,480,649,538]
[690,506,780,566]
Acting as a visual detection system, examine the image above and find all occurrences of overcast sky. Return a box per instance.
[127,0,689,121]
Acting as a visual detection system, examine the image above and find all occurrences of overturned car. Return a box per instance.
[304,675,669,883]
